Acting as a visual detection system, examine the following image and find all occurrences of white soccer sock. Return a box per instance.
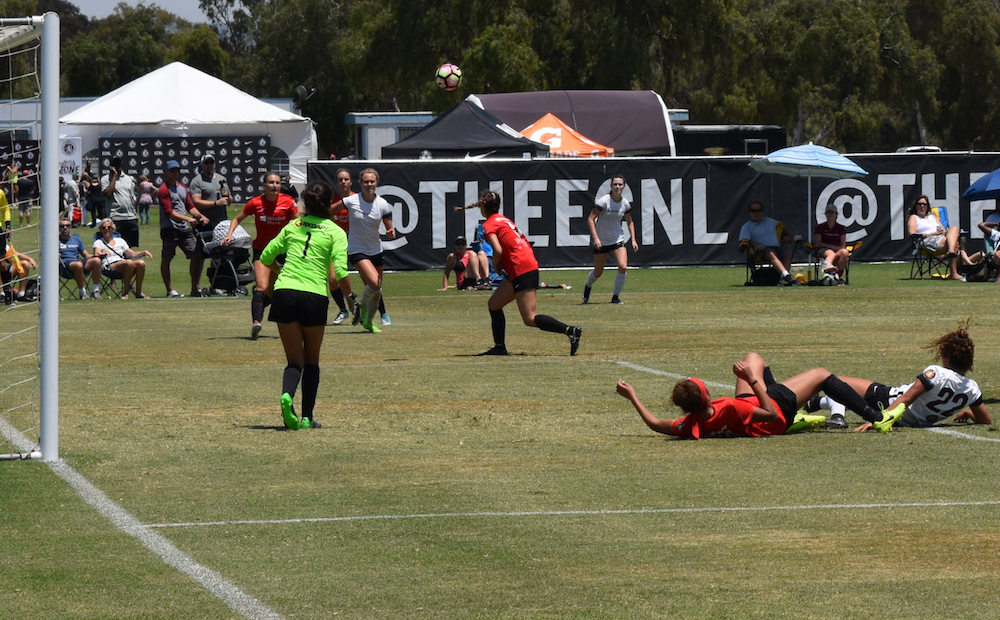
[586,270,598,287]
[819,396,846,416]
[361,285,381,322]
[613,271,627,296]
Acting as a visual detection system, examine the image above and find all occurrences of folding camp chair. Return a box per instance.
[806,240,863,284]
[909,207,952,280]
[740,222,790,286]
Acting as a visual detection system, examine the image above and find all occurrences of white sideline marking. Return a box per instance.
[612,360,731,389]
[147,500,1000,530]
[923,427,1000,442]
[0,420,283,620]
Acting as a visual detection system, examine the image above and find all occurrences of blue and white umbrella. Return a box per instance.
[962,167,1000,201]
[749,142,868,236]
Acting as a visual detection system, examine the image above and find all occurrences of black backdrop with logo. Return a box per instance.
[310,153,1000,270]
[100,136,271,203]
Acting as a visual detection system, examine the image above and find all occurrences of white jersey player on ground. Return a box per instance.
[582,175,638,305]
[805,322,992,431]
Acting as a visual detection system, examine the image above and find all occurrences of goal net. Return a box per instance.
[0,14,59,461]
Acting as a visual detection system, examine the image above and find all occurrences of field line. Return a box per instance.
[147,500,1000,530]
[923,427,1000,442]
[0,420,284,620]
[611,360,731,389]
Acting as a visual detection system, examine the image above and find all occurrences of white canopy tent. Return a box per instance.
[60,62,317,186]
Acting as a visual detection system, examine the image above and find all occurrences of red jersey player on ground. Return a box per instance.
[616,352,895,439]
[464,189,582,356]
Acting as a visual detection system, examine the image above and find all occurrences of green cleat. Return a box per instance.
[363,321,382,333]
[299,417,314,429]
[873,402,905,433]
[281,392,299,430]
[786,412,826,434]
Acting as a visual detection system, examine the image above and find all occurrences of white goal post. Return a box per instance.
[0,13,59,461]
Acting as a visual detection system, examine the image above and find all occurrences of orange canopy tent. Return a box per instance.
[520,113,614,157]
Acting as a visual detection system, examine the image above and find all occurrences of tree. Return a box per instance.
[167,24,228,76]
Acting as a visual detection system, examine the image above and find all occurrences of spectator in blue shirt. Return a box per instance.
[59,218,102,299]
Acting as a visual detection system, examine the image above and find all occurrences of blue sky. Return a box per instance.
[73,0,208,24]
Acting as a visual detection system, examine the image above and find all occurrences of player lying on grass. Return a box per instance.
[616,352,902,439]
[805,321,992,432]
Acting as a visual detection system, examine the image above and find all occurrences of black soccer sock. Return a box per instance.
[263,293,273,309]
[489,309,506,347]
[301,364,319,419]
[763,366,777,386]
[534,314,569,334]
[251,289,265,323]
[282,364,302,399]
[822,374,882,422]
[378,296,386,315]
[331,287,347,312]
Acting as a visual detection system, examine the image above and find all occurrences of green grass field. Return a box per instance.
[3,260,1000,619]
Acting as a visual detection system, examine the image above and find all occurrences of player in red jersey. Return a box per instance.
[326,168,354,325]
[464,189,582,356]
[616,352,889,439]
[223,172,299,339]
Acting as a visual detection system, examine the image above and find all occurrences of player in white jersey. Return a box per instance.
[583,175,637,305]
[806,322,992,431]
[332,168,395,332]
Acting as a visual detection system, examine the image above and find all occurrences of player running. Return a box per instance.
[616,352,898,439]
[261,181,352,430]
[331,168,395,333]
[464,189,582,356]
[223,172,298,340]
[583,175,638,304]
[805,321,992,431]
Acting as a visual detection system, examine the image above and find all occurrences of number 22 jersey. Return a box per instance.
[893,364,982,427]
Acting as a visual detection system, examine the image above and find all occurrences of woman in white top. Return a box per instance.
[332,168,396,332]
[907,194,960,280]
[93,218,152,299]
[583,175,638,304]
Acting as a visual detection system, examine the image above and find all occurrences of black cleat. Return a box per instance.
[823,413,848,429]
[477,346,509,356]
[582,285,591,304]
[568,326,582,356]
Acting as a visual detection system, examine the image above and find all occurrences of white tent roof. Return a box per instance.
[60,62,317,186]
[61,62,305,126]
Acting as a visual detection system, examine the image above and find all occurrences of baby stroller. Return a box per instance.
[200,221,254,296]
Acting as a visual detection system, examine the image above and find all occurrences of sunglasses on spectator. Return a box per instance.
[59,223,71,228]
[917,201,929,206]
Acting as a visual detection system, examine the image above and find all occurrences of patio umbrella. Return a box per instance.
[749,142,868,237]
[962,167,1000,201]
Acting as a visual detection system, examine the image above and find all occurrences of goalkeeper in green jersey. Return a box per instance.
[261,181,353,430]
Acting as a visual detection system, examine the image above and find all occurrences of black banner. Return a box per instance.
[310,153,1000,270]
[100,136,271,203]
[0,139,39,176]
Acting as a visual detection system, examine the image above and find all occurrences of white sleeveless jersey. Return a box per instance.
[593,194,631,246]
[893,365,982,427]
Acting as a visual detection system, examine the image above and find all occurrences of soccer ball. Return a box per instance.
[436,63,463,91]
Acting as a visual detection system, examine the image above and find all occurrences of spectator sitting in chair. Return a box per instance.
[738,200,799,286]
[3,247,36,303]
[814,204,849,285]
[93,218,152,300]
[59,218,102,299]
[908,195,961,281]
